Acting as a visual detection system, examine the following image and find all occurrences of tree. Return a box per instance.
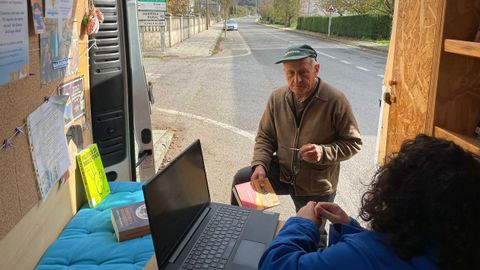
[216,0,233,19]
[167,0,190,14]
[259,0,274,21]
[272,0,300,26]
[320,0,394,16]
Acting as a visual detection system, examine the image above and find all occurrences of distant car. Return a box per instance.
[224,20,238,31]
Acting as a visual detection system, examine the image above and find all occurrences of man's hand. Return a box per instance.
[251,165,267,187]
[296,201,322,227]
[299,144,322,163]
[314,202,350,225]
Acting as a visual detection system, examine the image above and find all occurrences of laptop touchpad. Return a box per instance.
[233,240,266,268]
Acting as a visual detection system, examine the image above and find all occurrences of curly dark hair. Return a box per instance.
[360,134,480,270]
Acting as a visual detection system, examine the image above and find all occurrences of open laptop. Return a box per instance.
[143,139,279,270]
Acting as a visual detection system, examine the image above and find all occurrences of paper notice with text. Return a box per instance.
[0,0,29,85]
[27,96,71,200]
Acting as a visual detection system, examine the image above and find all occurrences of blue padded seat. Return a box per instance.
[36,182,154,270]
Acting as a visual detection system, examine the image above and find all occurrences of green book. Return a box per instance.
[76,144,110,208]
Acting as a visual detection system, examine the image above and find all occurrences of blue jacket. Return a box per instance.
[259,217,438,270]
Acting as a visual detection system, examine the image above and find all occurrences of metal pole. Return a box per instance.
[160,26,165,52]
[206,0,209,30]
[328,12,332,36]
[140,26,145,52]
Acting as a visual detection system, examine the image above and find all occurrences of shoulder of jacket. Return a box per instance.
[317,80,346,101]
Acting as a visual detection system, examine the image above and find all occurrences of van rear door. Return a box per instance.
[89,0,155,181]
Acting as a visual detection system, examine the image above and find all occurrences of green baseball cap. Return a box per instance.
[275,44,317,64]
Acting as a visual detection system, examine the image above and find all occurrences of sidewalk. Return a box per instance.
[263,24,389,54]
[296,29,389,54]
[142,23,224,58]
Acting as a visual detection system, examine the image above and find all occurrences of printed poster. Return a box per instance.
[40,18,78,83]
[31,0,46,34]
[0,0,29,86]
[27,96,71,201]
[58,77,85,126]
[45,0,73,18]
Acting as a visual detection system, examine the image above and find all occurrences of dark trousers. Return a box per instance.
[231,158,336,244]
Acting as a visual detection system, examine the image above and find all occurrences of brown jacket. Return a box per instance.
[252,79,362,196]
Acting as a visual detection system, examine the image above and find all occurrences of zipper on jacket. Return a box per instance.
[291,84,318,184]
[291,127,300,183]
[289,78,320,185]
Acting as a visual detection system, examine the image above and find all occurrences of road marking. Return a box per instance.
[207,50,252,60]
[146,73,165,77]
[355,66,370,72]
[154,107,256,141]
[317,52,336,59]
[377,74,384,78]
[340,60,351,64]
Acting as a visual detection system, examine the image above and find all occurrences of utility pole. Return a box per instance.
[206,0,209,30]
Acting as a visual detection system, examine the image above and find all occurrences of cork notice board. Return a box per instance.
[0,0,92,239]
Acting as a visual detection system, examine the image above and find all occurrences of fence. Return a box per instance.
[139,14,211,50]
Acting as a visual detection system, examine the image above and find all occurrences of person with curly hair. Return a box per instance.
[259,134,480,270]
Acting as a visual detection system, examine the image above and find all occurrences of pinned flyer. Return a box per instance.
[31,0,46,34]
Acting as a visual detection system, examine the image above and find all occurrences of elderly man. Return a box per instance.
[231,44,362,237]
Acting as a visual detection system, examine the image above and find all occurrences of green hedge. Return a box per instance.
[297,14,392,40]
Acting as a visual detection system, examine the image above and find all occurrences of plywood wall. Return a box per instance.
[0,0,91,243]
[434,0,480,135]
[384,0,445,158]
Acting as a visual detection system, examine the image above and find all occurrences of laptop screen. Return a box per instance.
[143,139,211,268]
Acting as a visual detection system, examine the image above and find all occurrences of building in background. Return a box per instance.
[299,0,328,16]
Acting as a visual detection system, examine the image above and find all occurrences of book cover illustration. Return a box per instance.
[76,144,110,208]
[111,202,150,242]
[233,179,280,210]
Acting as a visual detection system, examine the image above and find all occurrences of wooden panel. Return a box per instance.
[444,39,480,58]
[385,0,446,157]
[442,0,480,41]
[376,0,399,165]
[0,0,92,267]
[434,126,480,156]
[434,0,480,135]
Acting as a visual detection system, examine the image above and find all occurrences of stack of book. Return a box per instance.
[233,179,280,210]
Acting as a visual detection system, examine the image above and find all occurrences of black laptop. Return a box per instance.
[143,139,280,270]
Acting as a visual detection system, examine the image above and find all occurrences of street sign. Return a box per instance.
[138,20,165,27]
[138,11,165,20]
[137,0,166,11]
[327,5,337,13]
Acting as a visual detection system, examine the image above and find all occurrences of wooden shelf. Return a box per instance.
[444,39,480,58]
[434,126,480,156]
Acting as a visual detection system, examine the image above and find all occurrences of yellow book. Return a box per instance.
[76,144,110,208]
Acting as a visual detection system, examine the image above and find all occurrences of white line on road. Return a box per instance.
[340,60,351,64]
[377,74,384,78]
[154,107,256,141]
[147,73,165,77]
[317,52,336,59]
[356,66,370,72]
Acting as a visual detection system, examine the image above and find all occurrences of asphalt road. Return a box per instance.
[144,17,387,221]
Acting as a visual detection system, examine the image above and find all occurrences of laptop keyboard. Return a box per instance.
[180,206,250,270]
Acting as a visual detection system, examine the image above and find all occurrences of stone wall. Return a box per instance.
[141,15,211,50]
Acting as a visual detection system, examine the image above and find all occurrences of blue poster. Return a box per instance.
[0,0,29,86]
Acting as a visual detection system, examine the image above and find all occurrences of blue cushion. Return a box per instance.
[36,182,154,270]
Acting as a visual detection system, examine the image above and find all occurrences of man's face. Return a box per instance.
[282,58,320,97]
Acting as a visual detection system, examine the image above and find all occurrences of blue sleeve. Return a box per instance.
[329,217,363,246]
[259,217,370,270]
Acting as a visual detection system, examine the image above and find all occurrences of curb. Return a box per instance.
[259,23,389,55]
